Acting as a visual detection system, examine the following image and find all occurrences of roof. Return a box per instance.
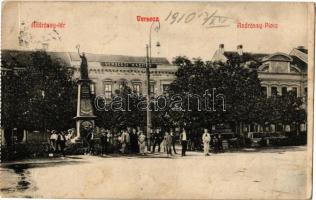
[261,52,293,62]
[1,50,73,68]
[68,52,170,65]
[291,55,307,72]
[289,48,307,64]
[1,50,171,69]
[296,48,308,54]
[223,51,269,63]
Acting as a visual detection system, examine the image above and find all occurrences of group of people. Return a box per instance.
[98,127,146,155]
[48,127,225,157]
[98,127,179,157]
[49,130,73,157]
[97,127,221,157]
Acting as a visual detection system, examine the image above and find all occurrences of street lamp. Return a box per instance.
[146,21,160,151]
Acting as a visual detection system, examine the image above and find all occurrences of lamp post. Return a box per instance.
[146,21,160,151]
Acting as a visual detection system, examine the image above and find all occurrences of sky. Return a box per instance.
[2,2,309,61]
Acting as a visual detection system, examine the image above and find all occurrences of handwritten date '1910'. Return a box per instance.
[164,10,232,29]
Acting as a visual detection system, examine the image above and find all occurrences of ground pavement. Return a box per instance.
[0,146,310,199]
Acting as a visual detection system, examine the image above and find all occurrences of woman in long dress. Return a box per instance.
[138,131,146,155]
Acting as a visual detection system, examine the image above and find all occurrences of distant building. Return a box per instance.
[68,52,178,98]
[1,50,178,145]
[1,50,178,99]
[2,46,307,135]
[212,44,307,98]
[212,44,308,132]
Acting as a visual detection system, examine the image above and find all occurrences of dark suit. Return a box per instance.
[152,132,163,153]
[170,132,177,154]
[130,132,139,153]
[100,132,107,154]
[180,132,188,156]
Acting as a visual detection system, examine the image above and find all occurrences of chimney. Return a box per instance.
[237,45,243,56]
[219,44,224,54]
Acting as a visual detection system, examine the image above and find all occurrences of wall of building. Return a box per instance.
[72,61,178,97]
[259,72,307,97]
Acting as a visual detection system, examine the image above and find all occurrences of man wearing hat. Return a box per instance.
[49,130,58,152]
[170,129,177,154]
[179,128,188,156]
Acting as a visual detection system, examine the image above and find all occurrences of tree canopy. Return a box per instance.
[2,51,76,132]
[94,83,146,131]
[167,56,262,131]
[166,56,306,133]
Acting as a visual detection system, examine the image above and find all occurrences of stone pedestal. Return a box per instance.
[73,79,96,142]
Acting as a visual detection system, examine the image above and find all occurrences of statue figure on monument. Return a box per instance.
[72,44,96,143]
[76,44,89,79]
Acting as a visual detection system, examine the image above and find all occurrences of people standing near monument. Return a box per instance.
[162,130,167,152]
[130,128,139,154]
[100,128,107,155]
[113,131,120,153]
[138,131,146,155]
[147,128,154,152]
[151,130,158,153]
[165,131,173,157]
[120,129,129,154]
[217,134,223,153]
[137,127,142,136]
[202,129,211,156]
[126,127,132,153]
[106,130,113,153]
[180,129,188,156]
[57,131,66,157]
[49,130,58,152]
[212,134,219,153]
[66,129,74,141]
[152,128,163,153]
[86,129,94,155]
[170,129,177,154]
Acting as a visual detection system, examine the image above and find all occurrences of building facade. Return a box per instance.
[211,44,308,99]
[211,44,308,133]
[68,52,178,98]
[1,50,178,145]
[2,46,307,136]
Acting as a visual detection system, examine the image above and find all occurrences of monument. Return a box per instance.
[73,45,96,142]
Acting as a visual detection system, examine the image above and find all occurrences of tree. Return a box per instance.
[94,83,146,131]
[262,91,306,133]
[167,56,263,134]
[167,56,307,136]
[1,51,77,133]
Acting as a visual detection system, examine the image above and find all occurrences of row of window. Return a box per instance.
[261,86,307,97]
[246,123,306,132]
[92,82,305,99]
[103,82,170,99]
